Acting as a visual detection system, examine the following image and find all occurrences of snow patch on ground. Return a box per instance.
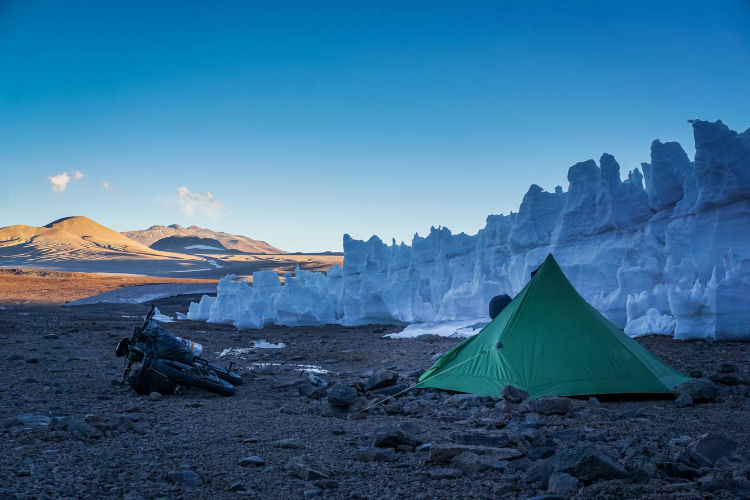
[386,319,488,338]
[185,245,224,251]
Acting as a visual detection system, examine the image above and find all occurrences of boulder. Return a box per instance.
[502,385,529,403]
[326,383,357,408]
[429,443,524,463]
[364,370,398,391]
[527,396,573,415]
[285,456,329,481]
[450,451,504,474]
[689,434,737,463]
[673,378,719,403]
[675,392,693,407]
[373,423,422,449]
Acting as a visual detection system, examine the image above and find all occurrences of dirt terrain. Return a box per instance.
[0,295,749,499]
[0,269,216,306]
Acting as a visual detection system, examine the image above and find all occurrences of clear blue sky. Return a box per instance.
[1,0,749,252]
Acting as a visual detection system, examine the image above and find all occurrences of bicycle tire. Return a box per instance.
[150,359,235,397]
[199,361,243,386]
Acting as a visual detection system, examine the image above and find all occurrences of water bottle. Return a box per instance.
[175,337,203,357]
[301,370,328,387]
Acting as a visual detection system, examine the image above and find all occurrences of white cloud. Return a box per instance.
[48,170,84,192]
[48,172,71,192]
[101,182,110,189]
[177,186,226,216]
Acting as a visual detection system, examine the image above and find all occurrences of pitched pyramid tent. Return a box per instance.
[417,254,690,399]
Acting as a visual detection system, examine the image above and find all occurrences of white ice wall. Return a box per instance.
[187,119,750,340]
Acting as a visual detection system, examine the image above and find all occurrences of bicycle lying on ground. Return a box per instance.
[116,305,241,396]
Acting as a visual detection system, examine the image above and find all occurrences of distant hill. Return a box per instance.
[124,224,285,254]
[151,236,227,252]
[0,216,201,263]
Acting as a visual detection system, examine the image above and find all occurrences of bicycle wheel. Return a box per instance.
[198,360,243,386]
[150,359,235,397]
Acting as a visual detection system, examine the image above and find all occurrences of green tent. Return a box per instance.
[417,254,690,399]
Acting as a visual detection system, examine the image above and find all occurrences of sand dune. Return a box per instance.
[0,216,342,279]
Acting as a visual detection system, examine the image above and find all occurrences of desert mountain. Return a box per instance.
[124,224,285,254]
[150,236,227,252]
[0,216,202,266]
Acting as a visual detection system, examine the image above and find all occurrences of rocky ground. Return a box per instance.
[0,294,749,499]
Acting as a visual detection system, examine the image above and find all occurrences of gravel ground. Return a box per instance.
[0,294,749,499]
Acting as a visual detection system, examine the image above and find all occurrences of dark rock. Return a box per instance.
[547,472,580,495]
[5,354,24,361]
[166,470,203,487]
[285,457,328,481]
[675,392,693,407]
[450,451,504,474]
[554,445,628,483]
[4,414,51,429]
[370,383,408,397]
[303,487,320,498]
[384,401,403,415]
[364,370,398,391]
[373,423,422,449]
[446,393,487,409]
[688,368,703,378]
[299,383,327,399]
[428,468,463,479]
[527,396,573,415]
[313,479,338,490]
[327,383,357,408]
[354,447,396,462]
[718,363,736,373]
[528,446,557,461]
[274,438,304,449]
[616,409,646,420]
[58,417,103,439]
[148,392,162,401]
[451,430,510,448]
[689,434,737,463]
[551,428,581,444]
[429,443,524,463]
[228,481,247,492]
[673,378,719,403]
[502,385,529,403]
[238,456,265,466]
[710,372,744,386]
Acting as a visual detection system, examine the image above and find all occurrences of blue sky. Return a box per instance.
[1,1,749,251]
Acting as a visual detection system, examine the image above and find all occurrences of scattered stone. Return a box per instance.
[718,363,736,373]
[430,352,442,361]
[384,401,403,415]
[354,446,396,462]
[429,443,524,463]
[314,479,338,490]
[673,378,719,403]
[688,368,704,378]
[711,372,744,386]
[299,383,327,399]
[57,417,103,439]
[229,481,247,492]
[370,383,408,397]
[689,433,737,463]
[327,383,358,408]
[675,392,693,407]
[149,392,162,401]
[166,470,203,487]
[4,414,51,429]
[450,451,503,474]
[502,385,529,403]
[527,396,573,415]
[330,424,345,435]
[373,423,422,449]
[547,472,580,495]
[364,370,398,391]
[274,438,304,449]
[303,488,321,498]
[5,354,24,361]
[428,468,463,479]
[285,457,328,481]
[238,456,265,466]
[451,430,510,448]
[446,393,487,409]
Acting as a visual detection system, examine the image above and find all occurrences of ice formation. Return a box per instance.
[187,120,750,341]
